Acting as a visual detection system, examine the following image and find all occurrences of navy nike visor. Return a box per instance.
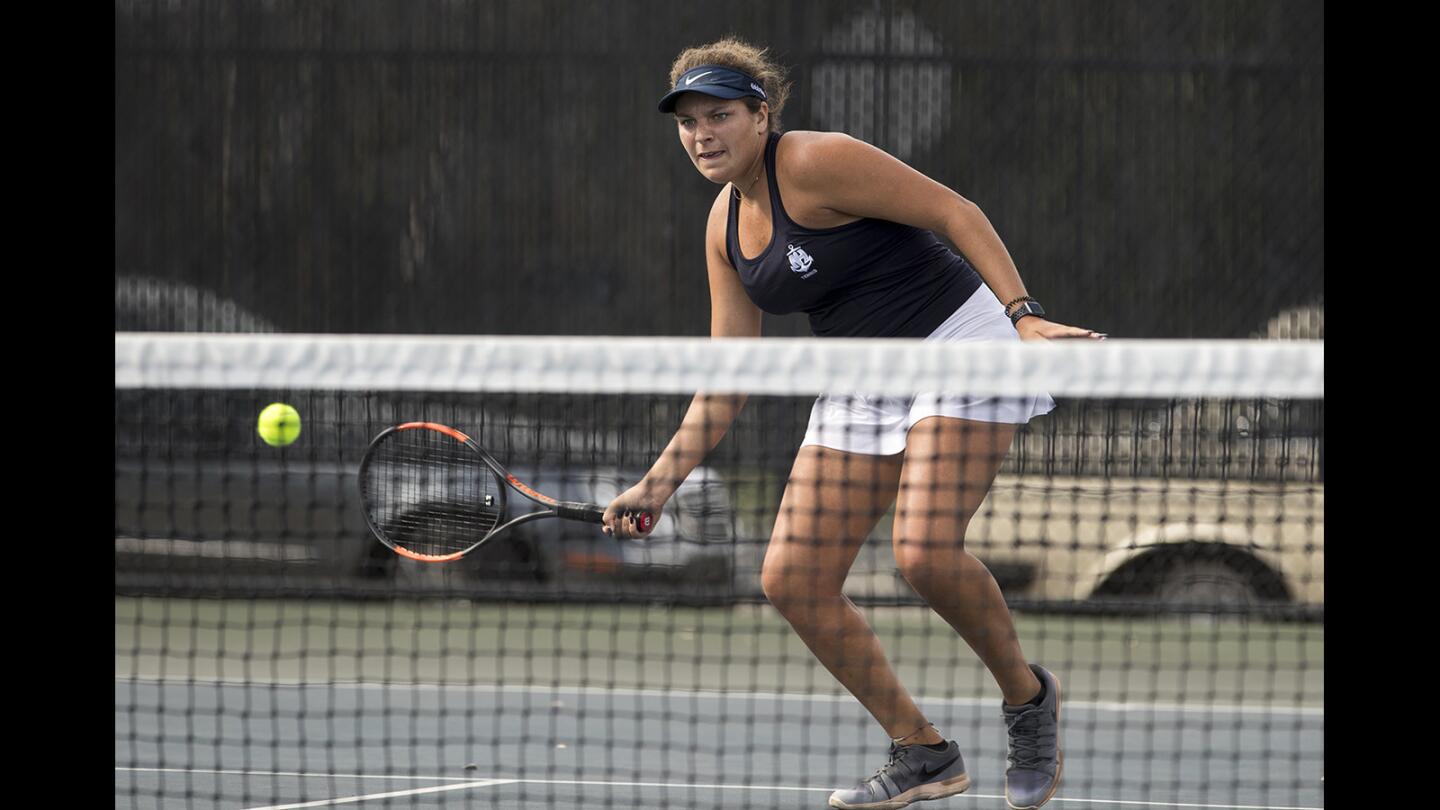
[658,64,767,113]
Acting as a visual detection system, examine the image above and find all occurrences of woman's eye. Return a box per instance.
[713,114,728,121]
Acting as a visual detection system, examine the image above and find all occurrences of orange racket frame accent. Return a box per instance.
[391,547,466,563]
[396,421,472,443]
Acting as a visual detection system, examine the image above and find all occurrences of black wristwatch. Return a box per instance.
[1009,300,1046,325]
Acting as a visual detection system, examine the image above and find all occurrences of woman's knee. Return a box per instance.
[760,552,843,617]
[891,527,969,587]
[893,542,934,587]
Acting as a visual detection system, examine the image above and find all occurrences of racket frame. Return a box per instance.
[359,421,648,563]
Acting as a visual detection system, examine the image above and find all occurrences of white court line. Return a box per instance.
[116,768,1323,810]
[1032,798,1320,810]
[240,780,512,809]
[118,767,476,782]
[486,779,1322,809]
[118,675,1324,717]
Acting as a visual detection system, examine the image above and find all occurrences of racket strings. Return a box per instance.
[362,427,502,557]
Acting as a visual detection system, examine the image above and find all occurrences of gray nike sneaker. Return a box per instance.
[1002,664,1063,810]
[828,740,970,810]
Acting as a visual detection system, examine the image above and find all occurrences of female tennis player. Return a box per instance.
[604,39,1099,810]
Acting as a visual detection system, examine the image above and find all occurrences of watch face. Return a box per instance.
[1012,302,1044,322]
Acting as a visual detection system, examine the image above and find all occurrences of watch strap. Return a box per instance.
[1010,300,1046,325]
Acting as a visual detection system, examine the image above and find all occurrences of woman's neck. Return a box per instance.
[733,135,768,200]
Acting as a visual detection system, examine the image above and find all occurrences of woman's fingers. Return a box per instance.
[1031,321,1106,340]
[602,500,624,536]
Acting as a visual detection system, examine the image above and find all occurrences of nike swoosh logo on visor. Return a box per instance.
[684,71,713,85]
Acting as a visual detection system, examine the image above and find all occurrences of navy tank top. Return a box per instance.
[725,132,983,338]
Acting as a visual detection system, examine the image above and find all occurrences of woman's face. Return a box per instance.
[673,94,768,184]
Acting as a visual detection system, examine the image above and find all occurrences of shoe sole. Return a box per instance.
[1007,669,1064,810]
[828,773,971,810]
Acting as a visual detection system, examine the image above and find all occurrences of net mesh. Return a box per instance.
[115,333,1324,810]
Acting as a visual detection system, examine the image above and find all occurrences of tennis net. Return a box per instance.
[115,333,1323,810]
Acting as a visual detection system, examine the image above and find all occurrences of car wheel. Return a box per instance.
[1155,556,1262,607]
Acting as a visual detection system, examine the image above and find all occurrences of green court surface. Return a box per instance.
[116,597,1321,707]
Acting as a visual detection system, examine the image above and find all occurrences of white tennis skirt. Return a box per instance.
[799,289,1057,456]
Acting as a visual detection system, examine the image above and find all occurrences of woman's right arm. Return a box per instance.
[603,188,762,538]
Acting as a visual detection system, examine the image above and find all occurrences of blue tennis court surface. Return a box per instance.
[117,679,1322,809]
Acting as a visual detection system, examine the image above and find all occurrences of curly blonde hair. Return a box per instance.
[668,38,792,132]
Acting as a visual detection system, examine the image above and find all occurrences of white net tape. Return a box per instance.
[116,333,1323,398]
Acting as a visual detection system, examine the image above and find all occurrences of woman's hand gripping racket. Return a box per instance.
[359,422,654,562]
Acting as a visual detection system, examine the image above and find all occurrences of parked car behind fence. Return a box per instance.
[117,390,1321,614]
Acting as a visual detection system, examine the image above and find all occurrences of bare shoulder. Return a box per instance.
[707,183,732,222]
[775,130,957,230]
[775,130,874,188]
[705,184,733,257]
[776,129,857,153]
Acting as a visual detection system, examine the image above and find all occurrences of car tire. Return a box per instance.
[1155,556,1262,607]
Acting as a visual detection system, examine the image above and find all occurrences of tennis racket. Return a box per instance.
[359,422,654,562]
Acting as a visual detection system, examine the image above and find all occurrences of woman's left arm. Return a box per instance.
[788,133,1102,341]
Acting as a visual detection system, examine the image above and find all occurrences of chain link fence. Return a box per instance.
[116,1,1322,338]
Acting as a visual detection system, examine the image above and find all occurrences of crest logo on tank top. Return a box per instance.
[787,244,818,279]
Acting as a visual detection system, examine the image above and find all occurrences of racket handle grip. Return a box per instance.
[557,502,607,523]
[557,502,654,533]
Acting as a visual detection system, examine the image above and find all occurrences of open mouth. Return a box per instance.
[698,150,725,161]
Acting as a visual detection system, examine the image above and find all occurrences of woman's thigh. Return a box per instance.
[764,444,905,595]
[892,416,1017,565]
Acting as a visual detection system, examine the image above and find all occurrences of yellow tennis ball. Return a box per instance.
[257,402,302,447]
